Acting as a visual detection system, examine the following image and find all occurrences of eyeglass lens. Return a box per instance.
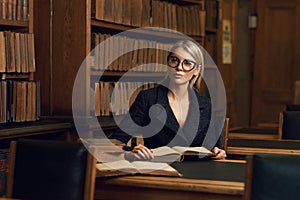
[167,55,197,71]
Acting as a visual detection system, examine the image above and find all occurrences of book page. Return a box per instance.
[96,160,137,173]
[172,146,214,156]
[151,146,180,156]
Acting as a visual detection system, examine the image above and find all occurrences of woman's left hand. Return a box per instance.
[211,147,227,160]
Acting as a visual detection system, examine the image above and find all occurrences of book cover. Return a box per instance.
[151,146,216,162]
[96,160,182,177]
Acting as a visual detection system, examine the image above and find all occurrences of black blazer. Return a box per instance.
[111,85,221,149]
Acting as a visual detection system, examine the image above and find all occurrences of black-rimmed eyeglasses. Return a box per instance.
[167,55,198,72]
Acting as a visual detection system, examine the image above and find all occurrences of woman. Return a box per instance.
[110,40,226,160]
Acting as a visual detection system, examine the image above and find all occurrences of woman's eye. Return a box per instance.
[171,58,178,63]
[184,61,193,66]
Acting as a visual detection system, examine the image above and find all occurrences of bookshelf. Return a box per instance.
[0,0,40,124]
[0,0,43,197]
[35,0,237,125]
[35,0,207,117]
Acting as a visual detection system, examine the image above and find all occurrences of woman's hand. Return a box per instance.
[124,144,154,161]
[211,147,227,160]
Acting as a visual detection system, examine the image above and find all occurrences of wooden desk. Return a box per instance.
[0,118,75,148]
[95,160,245,200]
[227,138,300,156]
[229,127,279,140]
[0,118,73,140]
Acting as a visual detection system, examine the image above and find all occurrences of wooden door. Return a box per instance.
[250,0,300,126]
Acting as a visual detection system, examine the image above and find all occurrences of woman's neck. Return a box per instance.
[167,82,189,101]
[167,82,190,127]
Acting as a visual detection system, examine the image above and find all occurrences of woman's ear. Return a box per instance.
[193,64,201,76]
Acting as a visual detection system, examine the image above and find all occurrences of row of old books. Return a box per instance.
[91,0,205,36]
[94,81,156,116]
[91,33,171,72]
[0,80,40,123]
[92,0,151,27]
[0,31,35,73]
[152,0,205,36]
[0,0,29,21]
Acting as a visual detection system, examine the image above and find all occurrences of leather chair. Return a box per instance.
[6,139,96,200]
[245,153,300,200]
[278,111,300,139]
[285,104,300,111]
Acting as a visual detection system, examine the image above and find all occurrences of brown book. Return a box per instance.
[26,81,32,121]
[36,81,40,120]
[0,32,6,72]
[103,0,114,22]
[167,3,172,30]
[99,81,105,116]
[1,0,8,20]
[31,81,37,121]
[22,0,28,21]
[131,0,142,27]
[12,80,17,121]
[7,0,12,20]
[15,81,21,122]
[19,33,26,72]
[151,1,159,27]
[163,2,168,29]
[14,32,21,72]
[4,31,11,72]
[199,10,206,36]
[1,81,6,122]
[114,0,122,24]
[176,6,183,33]
[141,0,150,27]
[20,81,27,122]
[94,82,100,116]
[24,33,29,72]
[16,0,22,20]
[122,0,131,25]
[99,34,105,71]
[92,0,104,20]
[28,33,35,72]
[96,160,182,177]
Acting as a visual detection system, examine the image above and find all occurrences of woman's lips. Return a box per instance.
[173,72,184,78]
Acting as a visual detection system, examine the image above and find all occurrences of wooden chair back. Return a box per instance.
[6,139,96,200]
[278,111,300,140]
[222,118,229,152]
[245,153,300,200]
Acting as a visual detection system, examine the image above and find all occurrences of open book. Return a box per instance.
[96,160,182,177]
[151,146,216,162]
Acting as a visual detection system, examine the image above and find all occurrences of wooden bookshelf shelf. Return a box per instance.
[1,73,31,80]
[91,19,204,42]
[0,19,29,28]
[91,70,166,78]
[91,19,135,31]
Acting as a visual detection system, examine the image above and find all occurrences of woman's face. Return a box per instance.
[167,47,200,85]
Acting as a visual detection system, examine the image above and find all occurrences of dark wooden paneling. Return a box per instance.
[250,0,300,126]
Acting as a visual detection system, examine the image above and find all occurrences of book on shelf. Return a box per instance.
[0,31,36,73]
[0,0,29,21]
[151,146,216,162]
[91,0,204,36]
[96,160,182,177]
[0,80,39,123]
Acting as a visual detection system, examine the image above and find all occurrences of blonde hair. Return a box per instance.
[168,40,204,92]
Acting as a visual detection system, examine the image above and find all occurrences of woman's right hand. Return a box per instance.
[124,144,154,161]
